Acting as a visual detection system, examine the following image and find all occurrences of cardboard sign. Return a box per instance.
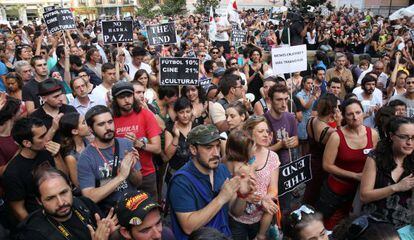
[271,45,307,75]
[44,6,55,12]
[160,57,199,86]
[278,155,312,197]
[43,8,76,34]
[258,8,265,16]
[101,20,133,44]
[231,30,247,43]
[146,22,177,46]
[199,78,212,92]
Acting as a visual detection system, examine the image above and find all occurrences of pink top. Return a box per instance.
[231,150,280,224]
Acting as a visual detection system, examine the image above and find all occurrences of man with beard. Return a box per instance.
[30,78,77,140]
[78,105,142,213]
[168,124,251,239]
[325,53,354,99]
[22,168,117,240]
[22,56,49,114]
[111,82,161,199]
[354,74,382,128]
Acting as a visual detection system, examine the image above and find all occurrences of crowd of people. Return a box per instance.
[0,3,413,240]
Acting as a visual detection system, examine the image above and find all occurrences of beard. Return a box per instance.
[196,152,221,170]
[44,203,72,220]
[96,130,115,143]
[120,104,133,112]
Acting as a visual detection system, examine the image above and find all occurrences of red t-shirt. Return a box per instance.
[114,109,161,176]
[0,135,19,196]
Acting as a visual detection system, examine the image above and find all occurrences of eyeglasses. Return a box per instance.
[345,214,389,240]
[289,205,315,227]
[394,133,414,142]
[78,74,88,78]
[230,62,238,66]
[211,51,219,54]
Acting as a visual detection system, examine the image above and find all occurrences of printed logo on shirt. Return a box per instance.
[116,125,140,135]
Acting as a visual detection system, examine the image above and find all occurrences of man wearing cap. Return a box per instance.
[168,124,251,239]
[78,105,142,213]
[30,78,77,140]
[117,191,175,240]
[111,81,161,200]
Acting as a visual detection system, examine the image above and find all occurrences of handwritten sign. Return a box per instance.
[271,45,307,75]
[43,8,76,34]
[232,30,247,43]
[160,57,199,86]
[146,22,177,46]
[278,155,312,197]
[101,20,133,44]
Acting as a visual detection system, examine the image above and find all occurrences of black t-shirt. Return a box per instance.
[3,151,55,214]
[30,104,77,129]
[23,197,102,240]
[22,78,42,109]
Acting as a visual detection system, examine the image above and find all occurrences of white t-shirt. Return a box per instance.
[354,89,383,128]
[90,84,111,107]
[357,70,389,87]
[215,22,230,42]
[126,62,152,80]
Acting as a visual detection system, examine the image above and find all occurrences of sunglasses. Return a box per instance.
[211,51,219,54]
[345,214,389,240]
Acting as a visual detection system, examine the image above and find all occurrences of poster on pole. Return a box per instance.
[160,57,199,86]
[146,22,177,46]
[258,8,265,17]
[231,30,247,43]
[278,155,312,197]
[101,20,133,44]
[271,45,307,75]
[43,8,76,34]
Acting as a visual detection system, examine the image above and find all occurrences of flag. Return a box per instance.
[227,0,241,29]
[209,6,217,42]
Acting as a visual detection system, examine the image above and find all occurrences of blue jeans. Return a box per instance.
[229,216,260,240]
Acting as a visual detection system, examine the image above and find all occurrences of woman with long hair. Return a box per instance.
[133,69,158,104]
[227,116,280,240]
[59,112,90,187]
[181,86,206,125]
[244,48,270,104]
[303,93,341,206]
[317,99,379,230]
[164,98,196,184]
[360,116,414,228]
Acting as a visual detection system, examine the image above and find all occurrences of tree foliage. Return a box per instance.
[193,0,220,14]
[136,0,157,18]
[160,0,186,16]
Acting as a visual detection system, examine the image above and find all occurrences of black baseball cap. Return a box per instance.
[112,81,134,98]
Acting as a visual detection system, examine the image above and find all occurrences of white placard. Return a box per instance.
[271,45,307,75]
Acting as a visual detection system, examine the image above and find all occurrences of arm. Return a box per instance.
[360,157,394,203]
[82,176,126,203]
[128,168,142,187]
[164,131,178,160]
[54,154,69,176]
[387,54,400,98]
[323,132,361,181]
[64,155,79,187]
[25,101,36,115]
[298,95,316,110]
[244,64,254,85]
[9,200,28,221]
[134,135,161,155]
[253,101,264,116]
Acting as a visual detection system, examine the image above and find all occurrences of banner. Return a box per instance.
[44,6,55,12]
[160,58,199,86]
[271,45,307,75]
[101,20,133,44]
[231,30,247,43]
[278,155,312,197]
[43,8,76,34]
[146,22,177,46]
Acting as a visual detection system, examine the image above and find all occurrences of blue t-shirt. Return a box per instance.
[77,138,141,212]
[0,61,8,92]
[168,160,231,239]
[399,225,414,240]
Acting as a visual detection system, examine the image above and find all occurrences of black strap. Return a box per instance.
[319,127,330,143]
[112,138,120,179]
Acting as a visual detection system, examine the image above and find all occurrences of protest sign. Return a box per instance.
[160,58,199,86]
[44,6,55,12]
[146,22,177,46]
[43,8,76,34]
[231,30,247,43]
[271,45,307,75]
[278,155,312,197]
[258,8,265,16]
[101,20,133,44]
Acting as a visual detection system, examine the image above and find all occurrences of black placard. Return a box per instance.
[43,8,76,34]
[278,155,312,197]
[146,22,177,46]
[160,57,199,86]
[44,6,55,12]
[258,8,265,16]
[231,30,247,43]
[101,20,133,44]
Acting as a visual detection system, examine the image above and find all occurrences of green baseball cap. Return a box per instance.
[187,124,225,145]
